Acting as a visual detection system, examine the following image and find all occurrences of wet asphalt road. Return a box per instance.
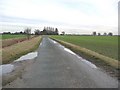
[4,36,118,88]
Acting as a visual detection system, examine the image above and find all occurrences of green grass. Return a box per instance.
[0,34,27,39]
[51,35,118,60]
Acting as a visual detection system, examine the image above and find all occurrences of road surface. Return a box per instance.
[4,36,118,88]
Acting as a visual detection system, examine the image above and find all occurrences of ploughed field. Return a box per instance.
[51,35,118,60]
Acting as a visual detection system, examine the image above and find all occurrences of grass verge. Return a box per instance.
[2,36,42,64]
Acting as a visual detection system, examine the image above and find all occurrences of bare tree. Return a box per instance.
[24,28,31,40]
[34,29,40,35]
[55,28,59,35]
[93,32,96,36]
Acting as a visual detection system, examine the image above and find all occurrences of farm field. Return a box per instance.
[2,36,42,64]
[1,34,41,64]
[0,34,27,39]
[1,34,36,48]
[51,35,118,60]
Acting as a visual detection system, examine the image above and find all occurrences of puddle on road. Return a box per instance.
[40,42,42,46]
[52,40,57,44]
[0,64,14,75]
[14,52,37,62]
[64,48,76,55]
[50,39,57,44]
[50,39,64,48]
[64,47,97,69]
[77,56,97,69]
[81,59,97,69]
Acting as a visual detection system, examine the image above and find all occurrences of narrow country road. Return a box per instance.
[4,36,118,88]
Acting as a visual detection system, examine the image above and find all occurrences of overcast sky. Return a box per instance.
[0,0,119,34]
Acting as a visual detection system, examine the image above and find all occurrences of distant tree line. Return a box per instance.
[2,26,59,35]
[92,32,113,36]
[34,27,59,35]
[2,27,115,36]
[2,31,25,35]
[2,28,32,40]
[2,31,30,35]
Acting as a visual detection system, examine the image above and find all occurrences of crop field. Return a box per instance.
[2,36,42,64]
[1,34,36,48]
[51,35,118,60]
[0,34,27,39]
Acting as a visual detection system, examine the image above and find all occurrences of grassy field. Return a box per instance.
[2,36,42,64]
[0,34,27,39]
[51,35,118,60]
